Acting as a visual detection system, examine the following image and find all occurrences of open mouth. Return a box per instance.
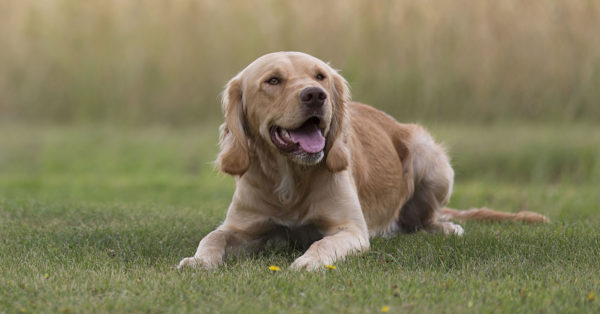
[270,117,325,155]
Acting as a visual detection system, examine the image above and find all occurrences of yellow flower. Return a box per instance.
[43,273,49,279]
[325,264,336,270]
[589,291,595,302]
[381,305,390,312]
[268,265,280,272]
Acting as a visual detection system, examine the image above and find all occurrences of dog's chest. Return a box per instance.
[269,204,313,228]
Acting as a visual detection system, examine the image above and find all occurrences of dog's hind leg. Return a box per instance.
[397,179,464,236]
[397,126,463,235]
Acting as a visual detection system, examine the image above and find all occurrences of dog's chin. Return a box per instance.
[287,150,324,165]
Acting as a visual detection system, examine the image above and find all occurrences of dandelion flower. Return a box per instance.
[589,291,595,302]
[381,305,390,312]
[325,264,336,270]
[268,265,281,272]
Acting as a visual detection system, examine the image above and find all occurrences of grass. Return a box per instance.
[0,123,599,313]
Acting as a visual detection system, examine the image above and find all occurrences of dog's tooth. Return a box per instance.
[282,129,291,140]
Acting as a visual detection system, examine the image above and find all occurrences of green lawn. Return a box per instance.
[1,123,599,313]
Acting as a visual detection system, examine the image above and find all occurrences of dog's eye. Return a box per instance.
[266,77,280,85]
[316,73,326,80]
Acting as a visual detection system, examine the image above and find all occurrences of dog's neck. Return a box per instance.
[246,138,322,205]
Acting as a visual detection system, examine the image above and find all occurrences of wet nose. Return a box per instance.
[299,87,327,108]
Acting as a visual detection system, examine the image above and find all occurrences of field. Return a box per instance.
[1,123,598,313]
[1,0,600,312]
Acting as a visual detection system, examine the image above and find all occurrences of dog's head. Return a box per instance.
[217,52,350,176]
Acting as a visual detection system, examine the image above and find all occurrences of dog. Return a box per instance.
[178,52,549,271]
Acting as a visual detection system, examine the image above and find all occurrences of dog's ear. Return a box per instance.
[217,75,250,176]
[325,71,351,172]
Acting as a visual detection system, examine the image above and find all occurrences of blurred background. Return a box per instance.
[2,0,600,124]
[1,0,599,209]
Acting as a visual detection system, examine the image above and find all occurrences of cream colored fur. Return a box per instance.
[178,52,548,271]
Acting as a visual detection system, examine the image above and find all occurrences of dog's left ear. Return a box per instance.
[325,71,351,172]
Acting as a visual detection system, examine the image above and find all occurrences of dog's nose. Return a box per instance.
[299,87,327,108]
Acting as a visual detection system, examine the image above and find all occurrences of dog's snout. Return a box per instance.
[299,87,327,108]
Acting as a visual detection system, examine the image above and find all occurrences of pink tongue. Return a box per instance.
[289,123,325,153]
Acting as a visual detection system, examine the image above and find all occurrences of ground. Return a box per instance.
[0,123,598,313]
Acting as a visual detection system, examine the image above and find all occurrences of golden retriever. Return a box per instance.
[178,52,548,271]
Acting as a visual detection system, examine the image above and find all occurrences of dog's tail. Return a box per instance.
[440,207,550,224]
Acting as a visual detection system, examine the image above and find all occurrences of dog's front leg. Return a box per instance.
[178,199,269,269]
[291,179,370,271]
[177,227,238,269]
[290,224,369,271]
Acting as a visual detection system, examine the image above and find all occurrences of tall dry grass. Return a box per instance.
[1,0,599,124]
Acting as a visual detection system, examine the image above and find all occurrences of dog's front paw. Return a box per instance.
[290,255,331,271]
[177,255,221,270]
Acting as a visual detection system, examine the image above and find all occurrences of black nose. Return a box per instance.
[299,87,327,108]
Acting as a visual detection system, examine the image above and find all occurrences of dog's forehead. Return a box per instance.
[243,52,329,79]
